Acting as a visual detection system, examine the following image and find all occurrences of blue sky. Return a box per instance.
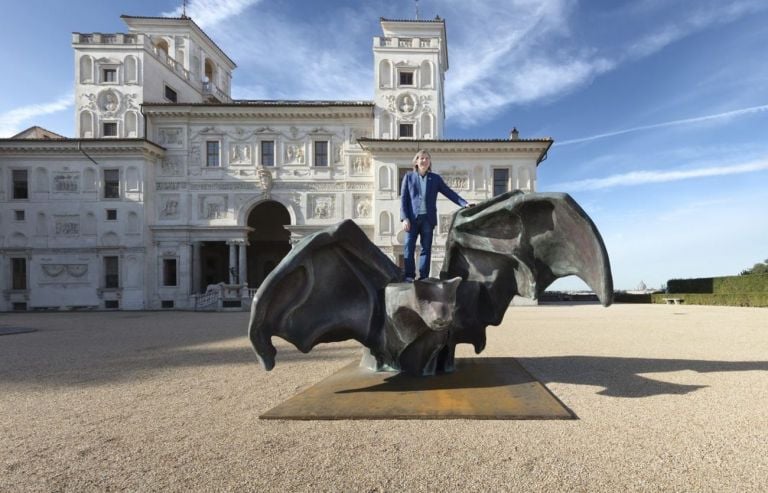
[1,0,767,290]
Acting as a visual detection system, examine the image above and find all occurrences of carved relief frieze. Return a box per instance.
[284,143,305,164]
[308,194,335,219]
[98,89,122,118]
[419,94,433,113]
[353,194,372,219]
[229,143,252,165]
[334,143,343,164]
[350,155,372,176]
[190,182,260,191]
[156,182,187,191]
[39,264,89,284]
[160,156,183,176]
[439,214,453,235]
[200,195,228,220]
[79,93,98,112]
[54,215,80,236]
[158,127,184,147]
[159,194,180,219]
[53,173,80,193]
[345,182,374,191]
[441,171,470,190]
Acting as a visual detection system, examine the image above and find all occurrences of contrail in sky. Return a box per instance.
[555,104,768,146]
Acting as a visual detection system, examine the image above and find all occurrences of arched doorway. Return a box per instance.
[247,201,291,288]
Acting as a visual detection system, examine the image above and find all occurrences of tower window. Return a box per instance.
[314,141,328,167]
[103,68,117,83]
[399,123,414,138]
[493,168,510,196]
[399,71,414,86]
[164,85,178,103]
[103,122,118,137]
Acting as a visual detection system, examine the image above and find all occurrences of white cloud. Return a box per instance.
[0,95,72,137]
[162,0,263,29]
[551,158,768,192]
[555,104,768,146]
[443,0,767,126]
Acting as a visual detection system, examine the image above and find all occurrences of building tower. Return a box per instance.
[373,17,448,140]
[72,15,236,139]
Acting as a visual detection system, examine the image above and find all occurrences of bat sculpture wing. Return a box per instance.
[248,219,401,370]
[441,190,613,359]
[249,191,613,376]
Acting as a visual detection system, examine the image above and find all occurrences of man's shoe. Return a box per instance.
[404,277,414,283]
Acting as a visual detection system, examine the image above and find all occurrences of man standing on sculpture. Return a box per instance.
[400,150,470,281]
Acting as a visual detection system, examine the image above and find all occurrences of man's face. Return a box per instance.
[416,153,431,176]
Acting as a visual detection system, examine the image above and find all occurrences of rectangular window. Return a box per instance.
[14,210,25,221]
[493,168,510,196]
[12,170,28,199]
[314,141,328,167]
[162,259,178,286]
[106,209,117,220]
[103,169,120,199]
[103,68,116,83]
[206,141,220,167]
[399,71,414,86]
[104,256,119,289]
[261,140,274,166]
[164,85,178,103]
[103,122,117,137]
[11,258,27,290]
[104,300,119,309]
[399,123,414,138]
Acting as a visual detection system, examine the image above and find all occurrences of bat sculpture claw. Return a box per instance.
[248,191,613,376]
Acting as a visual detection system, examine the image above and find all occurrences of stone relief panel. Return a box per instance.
[397,92,418,115]
[53,172,80,193]
[157,127,184,148]
[54,215,80,236]
[353,195,372,219]
[229,143,252,165]
[308,194,335,220]
[350,155,372,176]
[39,264,89,284]
[441,170,470,190]
[284,143,305,164]
[160,156,184,177]
[439,214,453,235]
[200,195,228,220]
[159,194,180,219]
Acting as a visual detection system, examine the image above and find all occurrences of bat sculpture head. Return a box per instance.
[248,191,613,376]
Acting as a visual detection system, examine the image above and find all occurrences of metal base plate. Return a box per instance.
[260,357,575,420]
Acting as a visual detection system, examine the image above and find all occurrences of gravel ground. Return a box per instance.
[1,304,767,492]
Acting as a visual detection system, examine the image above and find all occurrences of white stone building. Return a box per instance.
[0,15,551,311]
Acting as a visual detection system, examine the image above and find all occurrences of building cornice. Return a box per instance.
[142,102,375,120]
[0,138,166,159]
[357,138,553,165]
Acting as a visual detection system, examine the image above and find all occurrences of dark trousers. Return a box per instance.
[403,214,434,279]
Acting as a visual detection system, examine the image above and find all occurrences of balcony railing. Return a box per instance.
[203,81,231,103]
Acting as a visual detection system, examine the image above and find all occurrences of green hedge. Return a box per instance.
[651,293,768,307]
[667,274,768,294]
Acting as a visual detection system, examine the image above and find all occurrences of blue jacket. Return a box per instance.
[400,171,468,227]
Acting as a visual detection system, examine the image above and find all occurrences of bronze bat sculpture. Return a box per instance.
[248,191,613,376]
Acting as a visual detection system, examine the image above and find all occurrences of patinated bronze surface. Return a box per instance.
[248,191,613,376]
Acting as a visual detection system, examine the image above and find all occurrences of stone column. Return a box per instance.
[238,241,247,288]
[228,242,237,284]
[191,242,202,294]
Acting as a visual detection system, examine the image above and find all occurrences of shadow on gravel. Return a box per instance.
[0,311,359,387]
[517,356,768,398]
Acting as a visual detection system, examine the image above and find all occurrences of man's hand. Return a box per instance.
[402,219,411,232]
